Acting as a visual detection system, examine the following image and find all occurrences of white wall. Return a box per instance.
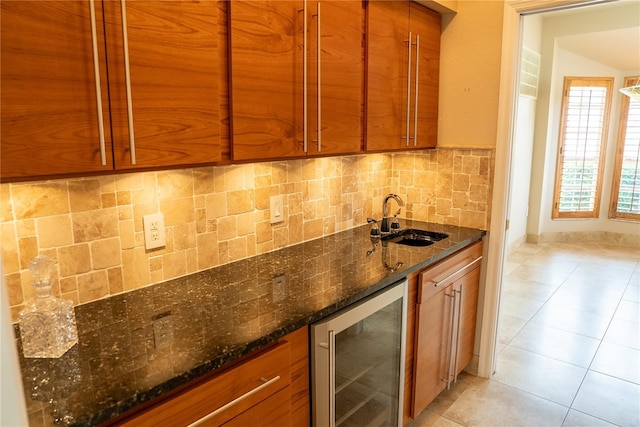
[528,2,640,241]
[0,264,28,426]
[507,14,542,249]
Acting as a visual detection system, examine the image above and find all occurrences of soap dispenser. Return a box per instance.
[18,255,78,358]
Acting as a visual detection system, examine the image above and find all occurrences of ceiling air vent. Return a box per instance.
[520,47,541,100]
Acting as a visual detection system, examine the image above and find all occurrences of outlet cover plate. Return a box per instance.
[143,213,166,250]
[270,195,284,224]
[152,312,173,349]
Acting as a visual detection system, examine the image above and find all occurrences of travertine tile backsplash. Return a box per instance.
[2,148,494,320]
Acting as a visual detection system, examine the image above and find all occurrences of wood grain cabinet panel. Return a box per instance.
[229,0,363,161]
[1,0,220,181]
[366,1,440,152]
[104,0,221,170]
[411,242,482,418]
[1,1,113,179]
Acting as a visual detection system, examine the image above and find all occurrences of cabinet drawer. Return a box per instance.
[418,242,482,303]
[120,341,291,426]
[223,386,291,426]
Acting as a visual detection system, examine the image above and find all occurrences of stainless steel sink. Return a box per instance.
[381,229,448,247]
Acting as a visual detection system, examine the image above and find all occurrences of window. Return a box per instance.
[610,76,640,221]
[553,77,613,219]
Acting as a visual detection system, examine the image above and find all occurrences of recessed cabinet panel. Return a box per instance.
[365,0,410,152]
[413,285,453,412]
[412,242,482,418]
[0,1,113,178]
[103,0,221,169]
[366,1,440,152]
[307,0,363,156]
[229,0,363,161]
[228,1,304,160]
[409,2,440,149]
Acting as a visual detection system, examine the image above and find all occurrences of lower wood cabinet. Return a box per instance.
[411,241,483,418]
[115,327,308,427]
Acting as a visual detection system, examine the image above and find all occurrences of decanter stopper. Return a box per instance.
[30,255,56,299]
[18,255,78,358]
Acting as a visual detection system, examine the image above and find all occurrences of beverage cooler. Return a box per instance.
[311,279,408,427]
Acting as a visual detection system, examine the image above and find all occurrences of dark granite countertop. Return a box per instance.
[15,220,485,426]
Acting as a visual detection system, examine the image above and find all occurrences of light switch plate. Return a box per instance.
[143,213,166,250]
[270,195,284,224]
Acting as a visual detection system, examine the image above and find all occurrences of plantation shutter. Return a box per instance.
[610,76,640,220]
[553,77,613,219]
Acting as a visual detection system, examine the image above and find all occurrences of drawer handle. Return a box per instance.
[427,256,482,288]
[187,375,281,427]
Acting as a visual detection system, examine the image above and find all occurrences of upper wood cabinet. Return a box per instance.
[104,1,220,170]
[1,1,220,181]
[229,0,363,161]
[366,1,440,152]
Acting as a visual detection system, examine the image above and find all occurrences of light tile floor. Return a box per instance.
[407,241,640,427]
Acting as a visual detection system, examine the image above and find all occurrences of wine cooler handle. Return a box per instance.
[329,329,336,427]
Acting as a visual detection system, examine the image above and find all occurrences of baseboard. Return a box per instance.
[527,231,640,246]
[506,234,528,255]
[464,354,480,376]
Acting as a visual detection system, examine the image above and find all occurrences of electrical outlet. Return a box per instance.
[272,274,287,302]
[270,195,284,224]
[143,213,166,250]
[153,312,173,349]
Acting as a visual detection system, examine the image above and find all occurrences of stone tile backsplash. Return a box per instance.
[2,148,494,320]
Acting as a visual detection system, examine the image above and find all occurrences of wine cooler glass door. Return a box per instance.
[312,279,407,427]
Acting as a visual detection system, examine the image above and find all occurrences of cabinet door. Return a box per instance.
[365,1,410,152]
[104,0,220,169]
[1,1,113,180]
[454,267,480,375]
[229,1,305,161]
[409,3,440,149]
[412,283,454,416]
[306,0,363,156]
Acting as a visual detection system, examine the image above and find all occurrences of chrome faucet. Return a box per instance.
[381,194,404,233]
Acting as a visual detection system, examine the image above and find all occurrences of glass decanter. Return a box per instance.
[18,255,78,358]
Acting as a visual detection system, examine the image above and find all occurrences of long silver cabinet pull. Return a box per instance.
[453,287,463,383]
[445,291,456,389]
[187,375,281,427]
[303,0,308,153]
[120,0,137,164]
[316,2,322,152]
[88,0,107,166]
[328,329,336,427]
[426,256,482,289]
[404,32,412,146]
[413,35,420,146]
